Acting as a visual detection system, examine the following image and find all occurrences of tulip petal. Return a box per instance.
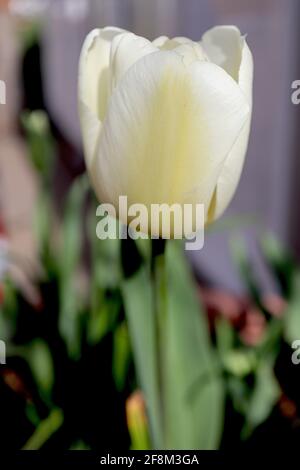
[78,27,125,169]
[201,26,253,220]
[91,51,249,235]
[173,43,208,66]
[153,35,193,50]
[110,32,157,88]
[201,26,243,83]
[78,26,125,118]
[78,100,102,172]
[152,35,169,48]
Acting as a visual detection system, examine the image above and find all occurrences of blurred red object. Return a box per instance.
[200,287,246,326]
[0,218,6,236]
[0,0,9,11]
[199,287,287,347]
[239,306,266,346]
[262,293,287,317]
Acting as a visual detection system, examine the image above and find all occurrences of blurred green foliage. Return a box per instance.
[1,109,300,450]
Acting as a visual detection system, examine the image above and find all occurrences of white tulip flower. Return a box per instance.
[78,26,253,237]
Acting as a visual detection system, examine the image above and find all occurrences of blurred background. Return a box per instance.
[1,0,300,451]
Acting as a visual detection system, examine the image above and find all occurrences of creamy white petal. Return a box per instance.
[173,43,208,66]
[201,25,243,82]
[78,27,125,118]
[110,32,157,88]
[152,35,169,48]
[237,39,253,104]
[78,26,125,169]
[78,101,102,171]
[91,51,249,236]
[202,26,254,221]
[154,35,194,51]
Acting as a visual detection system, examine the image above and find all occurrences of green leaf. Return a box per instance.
[0,280,18,342]
[33,191,55,273]
[22,409,64,450]
[227,376,251,415]
[223,349,257,378]
[20,21,40,53]
[230,235,268,315]
[135,238,152,263]
[242,359,279,438]
[122,241,224,449]
[122,265,162,449]
[25,339,55,398]
[69,440,91,450]
[260,233,295,297]
[22,110,57,275]
[127,392,151,450]
[89,207,122,289]
[60,175,89,278]
[215,317,235,356]
[284,270,300,343]
[58,175,89,358]
[163,241,224,449]
[25,402,41,427]
[87,293,121,346]
[21,110,55,187]
[113,322,131,391]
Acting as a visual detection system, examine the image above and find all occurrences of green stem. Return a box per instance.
[151,238,167,448]
[22,409,64,450]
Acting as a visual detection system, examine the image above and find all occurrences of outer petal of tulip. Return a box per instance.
[201,26,253,221]
[91,50,250,236]
[110,32,157,88]
[153,36,194,50]
[78,26,125,170]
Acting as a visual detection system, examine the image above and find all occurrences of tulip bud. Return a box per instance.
[78,26,253,237]
[126,390,150,450]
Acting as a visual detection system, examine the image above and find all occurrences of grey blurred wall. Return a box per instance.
[40,0,300,293]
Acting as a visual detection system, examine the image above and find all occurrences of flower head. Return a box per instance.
[79,26,253,237]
